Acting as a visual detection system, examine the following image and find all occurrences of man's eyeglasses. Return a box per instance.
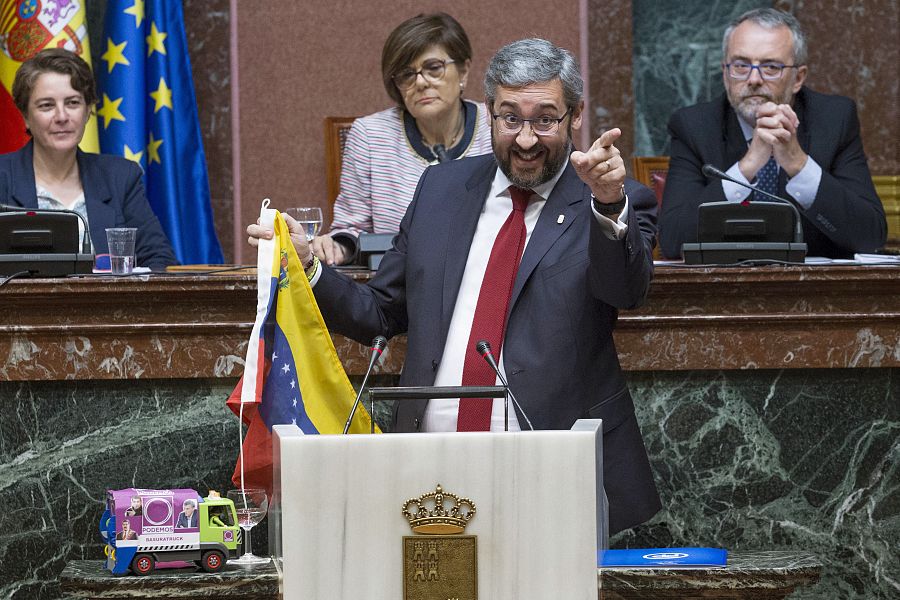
[491,110,571,136]
[392,59,456,90]
[725,61,799,81]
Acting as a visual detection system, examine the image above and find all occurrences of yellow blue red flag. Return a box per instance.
[227,202,379,491]
[96,0,223,264]
[0,0,99,154]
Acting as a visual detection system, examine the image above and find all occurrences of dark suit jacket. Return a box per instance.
[0,141,177,269]
[314,154,662,534]
[659,87,886,259]
[176,511,198,528]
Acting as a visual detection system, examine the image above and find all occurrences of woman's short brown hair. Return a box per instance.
[381,12,473,107]
[12,48,97,115]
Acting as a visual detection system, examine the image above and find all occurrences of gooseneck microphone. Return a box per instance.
[475,340,535,431]
[700,164,804,243]
[1,203,93,255]
[432,144,450,163]
[342,335,388,434]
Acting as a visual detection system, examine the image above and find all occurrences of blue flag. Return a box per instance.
[96,0,223,264]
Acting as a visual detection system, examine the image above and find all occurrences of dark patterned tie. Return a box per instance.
[456,186,531,431]
[754,156,779,201]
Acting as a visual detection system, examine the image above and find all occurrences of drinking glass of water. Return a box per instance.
[227,488,270,566]
[105,227,137,275]
[286,207,323,241]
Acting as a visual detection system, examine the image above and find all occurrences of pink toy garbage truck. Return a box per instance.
[100,488,242,575]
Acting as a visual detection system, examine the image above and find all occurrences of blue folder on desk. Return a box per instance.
[598,547,727,568]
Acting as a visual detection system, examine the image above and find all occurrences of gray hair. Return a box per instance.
[723,8,807,65]
[484,38,583,111]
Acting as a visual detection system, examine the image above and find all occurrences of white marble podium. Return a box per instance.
[271,421,605,600]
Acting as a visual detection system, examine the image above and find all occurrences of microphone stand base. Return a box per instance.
[682,242,807,265]
[0,253,94,277]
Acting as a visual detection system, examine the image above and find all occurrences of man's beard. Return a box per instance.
[728,76,795,124]
[493,129,572,189]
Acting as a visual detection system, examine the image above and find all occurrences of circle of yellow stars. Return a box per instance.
[96,0,171,166]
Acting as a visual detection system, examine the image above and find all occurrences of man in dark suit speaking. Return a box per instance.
[248,39,661,534]
[659,8,886,259]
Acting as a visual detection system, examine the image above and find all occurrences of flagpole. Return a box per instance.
[239,402,246,491]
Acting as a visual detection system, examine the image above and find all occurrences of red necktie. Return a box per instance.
[457,186,531,431]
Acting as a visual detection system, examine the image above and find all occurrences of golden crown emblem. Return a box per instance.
[402,484,476,535]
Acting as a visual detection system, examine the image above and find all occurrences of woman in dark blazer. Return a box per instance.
[0,48,175,269]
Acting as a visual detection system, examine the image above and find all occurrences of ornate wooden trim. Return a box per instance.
[631,156,670,190]
[323,116,357,217]
[873,175,899,246]
[2,267,897,381]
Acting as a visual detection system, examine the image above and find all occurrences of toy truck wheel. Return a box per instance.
[131,553,155,575]
[201,550,226,573]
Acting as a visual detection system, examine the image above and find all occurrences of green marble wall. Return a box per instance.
[1,369,896,598]
[0,379,241,599]
[632,0,769,156]
[619,368,899,600]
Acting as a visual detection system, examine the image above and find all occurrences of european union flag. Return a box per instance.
[96,0,223,264]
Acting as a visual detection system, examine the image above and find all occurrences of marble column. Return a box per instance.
[790,0,899,175]
[182,0,234,261]
[628,0,765,157]
[587,0,636,160]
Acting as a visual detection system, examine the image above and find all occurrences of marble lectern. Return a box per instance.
[270,420,606,599]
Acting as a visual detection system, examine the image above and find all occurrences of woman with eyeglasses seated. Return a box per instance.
[312,12,492,266]
[0,49,176,270]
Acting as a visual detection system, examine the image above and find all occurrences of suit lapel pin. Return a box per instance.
[557,214,565,224]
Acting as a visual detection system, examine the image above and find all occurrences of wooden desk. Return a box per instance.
[616,263,899,370]
[2,265,897,381]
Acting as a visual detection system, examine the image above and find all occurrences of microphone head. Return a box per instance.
[371,335,388,352]
[475,340,491,356]
[433,144,449,163]
[701,164,720,179]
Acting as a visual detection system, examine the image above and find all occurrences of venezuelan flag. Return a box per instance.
[227,207,379,492]
[0,0,99,153]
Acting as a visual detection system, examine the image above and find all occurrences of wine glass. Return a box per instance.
[286,207,323,242]
[227,488,270,566]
